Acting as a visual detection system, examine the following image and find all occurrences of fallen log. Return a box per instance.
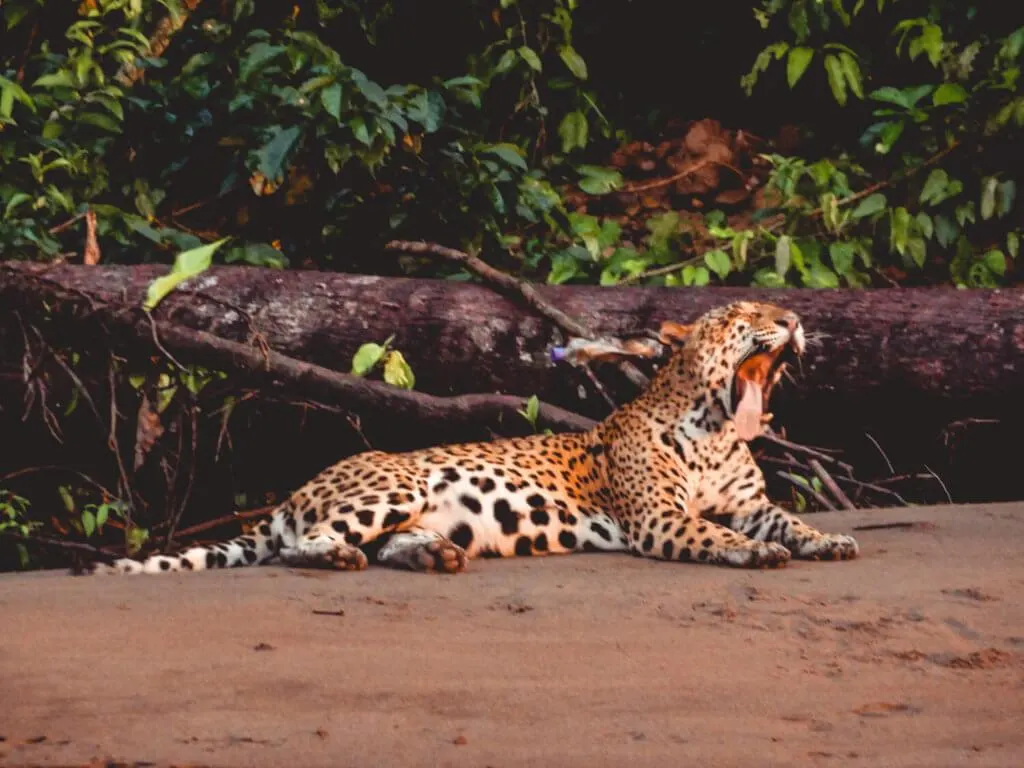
[2,261,1022,415]
[0,261,1022,506]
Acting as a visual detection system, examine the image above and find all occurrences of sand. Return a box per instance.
[1,503,1023,768]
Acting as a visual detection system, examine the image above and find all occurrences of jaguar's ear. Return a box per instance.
[658,321,694,347]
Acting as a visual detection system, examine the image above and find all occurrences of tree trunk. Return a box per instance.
[2,262,1022,413]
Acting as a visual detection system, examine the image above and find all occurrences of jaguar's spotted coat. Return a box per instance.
[88,300,858,576]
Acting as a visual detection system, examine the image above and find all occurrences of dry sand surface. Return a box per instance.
[1,503,1023,768]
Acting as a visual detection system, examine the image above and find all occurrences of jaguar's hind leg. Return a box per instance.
[376,527,468,574]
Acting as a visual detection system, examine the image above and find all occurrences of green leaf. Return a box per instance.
[703,249,731,280]
[577,165,623,195]
[915,212,933,240]
[494,49,518,75]
[382,350,415,390]
[806,262,839,288]
[692,266,710,286]
[839,52,864,99]
[933,214,959,247]
[786,47,814,88]
[254,125,301,179]
[775,235,792,276]
[1007,232,1020,260]
[480,143,528,171]
[997,180,1017,218]
[518,394,540,427]
[908,24,943,67]
[517,46,543,72]
[0,76,35,118]
[906,236,927,268]
[890,206,912,256]
[349,116,371,146]
[144,238,229,311]
[240,42,285,81]
[850,192,887,219]
[526,394,539,424]
[94,504,109,532]
[126,525,149,556]
[980,177,998,220]
[919,168,950,205]
[829,242,856,275]
[753,268,787,288]
[223,242,288,269]
[874,121,904,154]
[824,54,847,106]
[352,71,388,108]
[558,110,588,153]
[4,192,31,219]
[32,71,76,89]
[78,112,122,133]
[321,82,342,121]
[407,91,445,133]
[443,75,483,88]
[933,83,968,106]
[955,202,976,227]
[81,509,96,537]
[983,249,1006,276]
[547,251,578,285]
[351,339,391,376]
[559,46,588,80]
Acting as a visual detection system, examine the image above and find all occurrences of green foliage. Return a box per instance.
[144,238,228,310]
[0,491,40,568]
[738,2,1023,287]
[0,0,611,269]
[0,1,1019,289]
[350,335,415,389]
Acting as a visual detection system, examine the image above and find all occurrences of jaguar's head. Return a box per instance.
[660,301,805,440]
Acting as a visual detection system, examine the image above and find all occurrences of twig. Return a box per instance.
[385,239,650,391]
[145,310,188,372]
[766,141,961,232]
[311,609,345,617]
[922,464,953,504]
[864,432,894,474]
[621,255,702,285]
[761,432,853,475]
[579,365,618,411]
[164,408,199,549]
[387,240,591,337]
[107,363,136,524]
[0,465,115,499]
[0,530,119,564]
[48,212,88,235]
[831,474,909,506]
[808,458,856,510]
[172,506,275,539]
[15,21,39,83]
[777,471,836,511]
[619,158,712,194]
[5,266,600,435]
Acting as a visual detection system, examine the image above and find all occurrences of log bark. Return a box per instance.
[2,261,1022,415]
[1,261,1023,502]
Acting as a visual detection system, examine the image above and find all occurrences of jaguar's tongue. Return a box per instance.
[734,378,763,441]
[734,352,775,441]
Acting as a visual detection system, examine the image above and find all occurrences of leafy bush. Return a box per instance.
[0,0,1020,288]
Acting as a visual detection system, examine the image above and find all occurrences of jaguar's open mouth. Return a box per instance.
[730,339,801,440]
